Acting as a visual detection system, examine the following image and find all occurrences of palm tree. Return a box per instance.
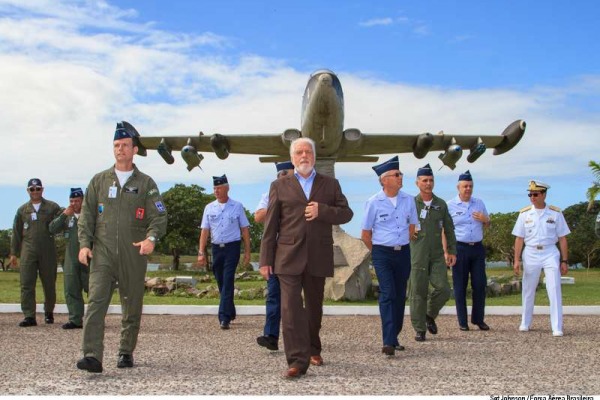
[587,161,600,211]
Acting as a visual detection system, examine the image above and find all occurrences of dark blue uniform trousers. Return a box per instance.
[263,274,281,338]
[453,242,487,326]
[372,245,411,347]
[212,241,241,324]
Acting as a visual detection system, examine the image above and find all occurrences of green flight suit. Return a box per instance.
[409,193,457,333]
[49,212,89,326]
[11,198,62,318]
[78,165,167,362]
[595,211,600,239]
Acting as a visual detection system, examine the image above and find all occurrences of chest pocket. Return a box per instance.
[377,214,390,223]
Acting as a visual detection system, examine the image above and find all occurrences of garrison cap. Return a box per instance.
[114,122,135,141]
[527,180,550,191]
[372,156,400,177]
[458,170,473,181]
[276,161,294,172]
[27,178,42,187]
[70,188,84,198]
[417,163,433,177]
[212,175,228,187]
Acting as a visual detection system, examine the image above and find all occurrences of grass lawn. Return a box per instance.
[0,266,598,307]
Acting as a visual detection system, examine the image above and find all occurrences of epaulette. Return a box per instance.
[519,205,533,213]
[549,205,561,212]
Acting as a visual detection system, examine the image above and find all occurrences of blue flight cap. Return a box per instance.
[458,170,472,181]
[114,122,135,141]
[212,175,228,186]
[417,163,433,177]
[372,156,400,176]
[276,161,294,172]
[70,188,84,198]
[27,178,42,187]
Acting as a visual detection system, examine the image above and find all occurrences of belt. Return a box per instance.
[212,241,240,248]
[457,241,482,246]
[373,244,404,251]
[527,244,550,250]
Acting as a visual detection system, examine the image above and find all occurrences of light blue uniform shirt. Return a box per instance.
[255,192,269,211]
[447,195,489,243]
[294,169,316,199]
[361,190,418,246]
[201,198,250,244]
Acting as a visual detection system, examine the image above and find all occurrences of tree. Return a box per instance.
[483,211,519,265]
[246,209,263,253]
[562,202,600,268]
[159,184,214,270]
[0,229,11,271]
[586,160,600,212]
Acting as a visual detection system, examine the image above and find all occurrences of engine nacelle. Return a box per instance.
[467,138,486,163]
[438,143,463,170]
[210,134,230,160]
[343,128,362,141]
[493,120,526,155]
[181,143,204,171]
[282,129,301,144]
[412,133,434,159]
[157,138,175,165]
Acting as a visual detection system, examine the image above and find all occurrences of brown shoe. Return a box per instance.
[381,345,395,356]
[282,367,306,379]
[309,355,323,366]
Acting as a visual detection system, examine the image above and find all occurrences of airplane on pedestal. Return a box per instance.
[123,69,526,172]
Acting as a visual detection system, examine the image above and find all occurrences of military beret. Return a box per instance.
[213,175,228,186]
[528,180,550,191]
[70,188,84,198]
[276,161,294,172]
[27,178,42,187]
[458,170,473,181]
[372,156,400,177]
[417,163,433,177]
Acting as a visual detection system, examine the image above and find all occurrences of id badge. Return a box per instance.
[109,186,118,198]
[31,212,38,221]
[419,209,428,219]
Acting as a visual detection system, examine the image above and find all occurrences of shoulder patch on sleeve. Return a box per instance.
[519,205,533,213]
[155,201,166,213]
[549,205,561,212]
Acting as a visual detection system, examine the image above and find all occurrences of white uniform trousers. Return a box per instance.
[521,245,563,334]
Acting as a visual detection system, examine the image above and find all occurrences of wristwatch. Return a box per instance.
[561,259,568,264]
[147,236,156,243]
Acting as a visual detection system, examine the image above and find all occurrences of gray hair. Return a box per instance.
[289,137,316,159]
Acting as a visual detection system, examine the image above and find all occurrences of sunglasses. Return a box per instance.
[528,192,544,198]
[28,187,42,192]
[382,172,403,178]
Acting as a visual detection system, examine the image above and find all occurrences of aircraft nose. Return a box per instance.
[318,73,332,86]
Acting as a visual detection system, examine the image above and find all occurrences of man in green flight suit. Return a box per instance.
[49,187,89,329]
[409,164,457,342]
[76,123,168,373]
[10,178,62,327]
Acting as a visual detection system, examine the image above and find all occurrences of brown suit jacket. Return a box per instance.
[259,172,353,277]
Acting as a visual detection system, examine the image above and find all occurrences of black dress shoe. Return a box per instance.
[220,321,230,330]
[62,321,83,330]
[415,331,426,342]
[256,335,278,351]
[425,315,438,335]
[44,312,54,324]
[476,322,490,331]
[394,344,405,351]
[459,325,470,331]
[77,357,103,373]
[117,354,134,368]
[381,345,395,356]
[18,317,37,327]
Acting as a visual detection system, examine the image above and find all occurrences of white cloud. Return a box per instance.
[359,17,394,27]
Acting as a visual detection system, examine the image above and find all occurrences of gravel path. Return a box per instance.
[1,313,598,395]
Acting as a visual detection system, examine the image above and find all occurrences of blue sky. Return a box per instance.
[1,0,599,236]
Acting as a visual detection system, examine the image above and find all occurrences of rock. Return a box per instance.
[486,281,501,297]
[323,226,372,301]
[145,277,164,289]
[510,280,521,292]
[151,284,169,296]
[500,283,512,295]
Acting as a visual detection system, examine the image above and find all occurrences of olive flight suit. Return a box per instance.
[409,193,457,333]
[49,212,89,326]
[11,198,62,319]
[78,165,167,362]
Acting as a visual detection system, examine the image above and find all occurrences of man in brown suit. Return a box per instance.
[259,138,353,379]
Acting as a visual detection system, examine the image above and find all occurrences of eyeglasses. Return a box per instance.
[28,187,42,192]
[382,172,403,178]
[528,192,544,198]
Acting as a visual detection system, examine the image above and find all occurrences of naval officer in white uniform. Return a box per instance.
[512,180,570,337]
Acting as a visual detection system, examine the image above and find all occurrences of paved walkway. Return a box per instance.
[0,311,598,395]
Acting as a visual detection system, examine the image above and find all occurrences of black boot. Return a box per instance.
[44,312,54,324]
